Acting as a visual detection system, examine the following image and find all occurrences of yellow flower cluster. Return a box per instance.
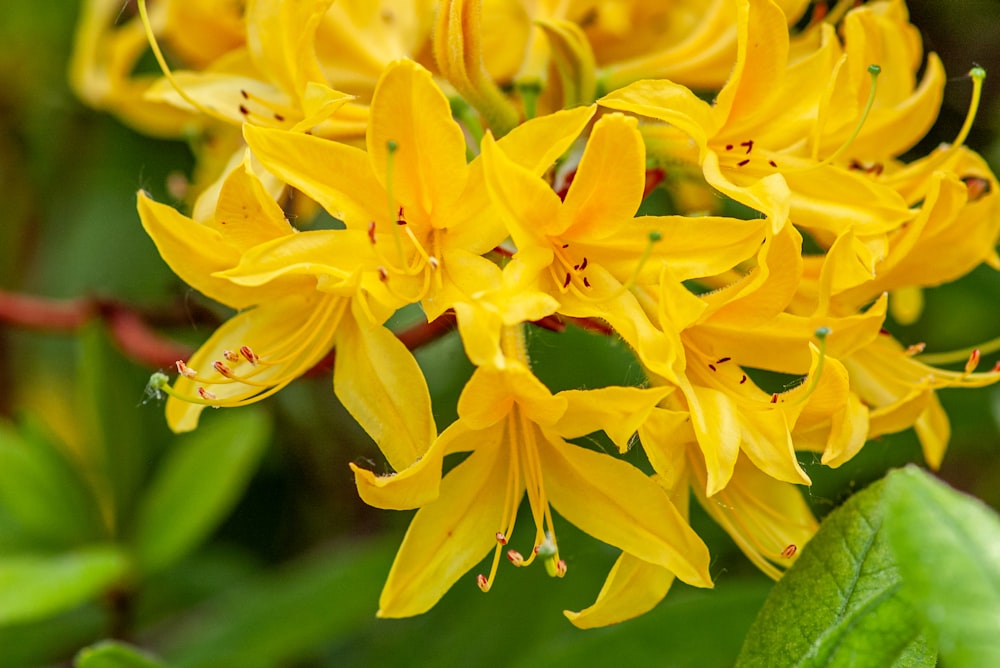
[73,0,1000,626]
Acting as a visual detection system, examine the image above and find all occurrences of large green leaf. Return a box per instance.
[737,476,935,667]
[76,640,166,668]
[884,465,1000,668]
[0,545,129,626]
[131,409,271,574]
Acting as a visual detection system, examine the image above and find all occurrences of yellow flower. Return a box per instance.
[599,0,942,238]
[242,59,596,322]
[481,111,768,380]
[353,327,712,620]
[138,156,436,472]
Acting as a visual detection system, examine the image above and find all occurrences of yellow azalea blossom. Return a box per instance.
[599,0,943,240]
[352,327,712,620]
[138,156,436,471]
[480,111,768,381]
[242,59,596,322]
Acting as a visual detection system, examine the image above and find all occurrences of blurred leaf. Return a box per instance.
[132,409,271,574]
[76,323,156,529]
[0,545,129,626]
[76,640,166,668]
[0,417,104,549]
[737,476,935,667]
[884,465,1000,668]
[154,541,389,668]
[0,604,106,668]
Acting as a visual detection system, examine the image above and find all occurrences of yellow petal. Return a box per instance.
[686,385,741,496]
[599,78,717,155]
[350,420,488,510]
[555,386,671,452]
[559,114,644,240]
[480,132,563,250]
[691,451,818,580]
[210,155,297,250]
[494,105,596,175]
[367,60,469,219]
[334,301,436,470]
[167,294,345,431]
[217,230,372,289]
[243,124,385,229]
[565,553,675,629]
[537,434,713,588]
[377,439,507,618]
[137,191,252,309]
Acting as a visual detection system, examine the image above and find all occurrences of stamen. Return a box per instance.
[213,361,234,377]
[781,544,798,558]
[961,176,992,202]
[223,350,240,363]
[240,345,259,365]
[951,67,986,151]
[905,342,927,356]
[384,140,406,264]
[136,0,233,125]
[175,360,197,378]
[507,550,525,566]
[198,387,218,401]
[495,532,508,545]
[476,574,490,592]
[806,64,882,169]
[916,334,1000,365]
[964,348,981,375]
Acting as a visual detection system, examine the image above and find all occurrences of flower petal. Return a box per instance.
[367,60,469,219]
[334,300,436,470]
[565,553,675,629]
[377,438,507,618]
[538,434,713,588]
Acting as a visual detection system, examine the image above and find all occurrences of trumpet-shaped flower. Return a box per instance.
[353,329,712,620]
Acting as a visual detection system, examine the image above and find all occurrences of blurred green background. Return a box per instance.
[1,1,998,666]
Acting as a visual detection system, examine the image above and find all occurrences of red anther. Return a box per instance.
[961,175,992,202]
[965,348,981,374]
[273,113,285,122]
[740,139,754,154]
[717,357,732,364]
[223,349,240,362]
[770,393,779,404]
[507,550,524,566]
[768,159,778,168]
[378,266,389,282]
[495,532,508,545]
[737,158,750,167]
[739,374,747,384]
[175,360,197,378]
[240,89,250,99]
[992,360,1000,372]
[213,361,234,377]
[198,387,218,401]
[781,544,797,558]
[555,559,567,577]
[905,342,926,356]
[583,277,591,288]
[579,257,588,270]
[240,345,258,365]
[428,256,440,269]
[367,220,377,244]
[476,574,489,592]
[725,144,734,151]
[708,363,717,371]
[239,104,250,115]
[563,273,572,288]
[533,545,542,555]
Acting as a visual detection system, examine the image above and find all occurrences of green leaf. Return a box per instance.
[737,476,935,667]
[884,465,1000,668]
[0,545,129,625]
[155,541,391,668]
[0,418,104,549]
[75,640,166,668]
[132,409,271,574]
